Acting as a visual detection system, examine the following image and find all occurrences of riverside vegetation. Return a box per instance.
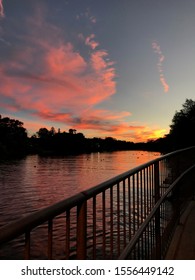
[1,99,195,158]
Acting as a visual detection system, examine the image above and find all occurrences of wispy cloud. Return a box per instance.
[85,34,99,50]
[0,0,4,18]
[76,8,97,24]
[89,15,96,24]
[85,8,97,24]
[152,41,169,93]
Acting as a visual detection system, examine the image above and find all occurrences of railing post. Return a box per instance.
[77,200,87,259]
[25,230,31,260]
[154,162,160,203]
[154,162,161,259]
[48,219,53,259]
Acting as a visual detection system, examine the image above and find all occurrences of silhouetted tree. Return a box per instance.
[69,128,77,134]
[169,99,195,148]
[0,115,27,157]
[50,127,56,136]
[37,128,50,138]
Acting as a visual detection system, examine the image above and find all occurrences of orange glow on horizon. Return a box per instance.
[22,118,167,143]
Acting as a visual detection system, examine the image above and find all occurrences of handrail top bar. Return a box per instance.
[0,146,194,246]
[118,163,195,260]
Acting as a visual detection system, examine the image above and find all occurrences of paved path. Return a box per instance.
[165,200,195,259]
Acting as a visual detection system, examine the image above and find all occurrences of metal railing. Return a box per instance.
[0,147,195,259]
[118,164,195,259]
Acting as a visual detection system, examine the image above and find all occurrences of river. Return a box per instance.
[0,150,161,259]
[0,150,160,227]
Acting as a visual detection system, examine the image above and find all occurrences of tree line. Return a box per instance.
[1,99,195,158]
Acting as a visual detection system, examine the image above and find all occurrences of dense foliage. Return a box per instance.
[33,127,135,155]
[169,99,195,149]
[1,98,195,158]
[0,115,28,157]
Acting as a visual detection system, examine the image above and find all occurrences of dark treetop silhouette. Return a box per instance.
[1,99,195,158]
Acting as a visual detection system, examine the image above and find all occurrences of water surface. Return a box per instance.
[0,150,160,227]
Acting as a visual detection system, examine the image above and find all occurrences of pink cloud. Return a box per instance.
[0,17,116,113]
[90,16,97,24]
[160,75,169,93]
[85,34,99,49]
[152,41,169,93]
[46,43,87,75]
[0,7,167,142]
[0,0,4,18]
[35,108,131,132]
[0,8,122,136]
[90,50,109,71]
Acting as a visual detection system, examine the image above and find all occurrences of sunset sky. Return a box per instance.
[0,0,195,142]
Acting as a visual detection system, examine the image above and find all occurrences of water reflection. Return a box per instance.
[0,151,161,259]
[0,151,160,227]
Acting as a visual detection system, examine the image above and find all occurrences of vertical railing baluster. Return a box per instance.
[136,172,140,259]
[159,160,162,195]
[140,170,143,223]
[154,161,161,259]
[137,173,139,228]
[148,167,150,212]
[141,233,144,259]
[140,170,144,256]
[25,230,30,260]
[48,219,53,259]
[146,168,149,215]
[151,165,154,206]
[148,222,151,259]
[153,218,156,257]
[117,183,120,256]
[147,167,150,212]
[133,174,136,234]
[102,190,106,258]
[150,166,152,210]
[123,180,126,247]
[145,227,147,259]
[151,218,154,258]
[144,168,147,219]
[93,196,96,259]
[145,227,148,259]
[66,210,70,259]
[150,221,154,259]
[77,200,87,259]
[128,177,131,241]
[154,161,160,202]
[110,186,113,258]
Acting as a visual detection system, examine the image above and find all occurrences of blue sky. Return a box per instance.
[0,0,195,142]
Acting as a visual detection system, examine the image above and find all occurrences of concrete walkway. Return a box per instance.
[165,200,195,259]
